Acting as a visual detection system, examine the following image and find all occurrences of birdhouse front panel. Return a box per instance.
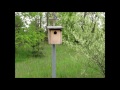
[49,30,62,44]
[47,26,63,44]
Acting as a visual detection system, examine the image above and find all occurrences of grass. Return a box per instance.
[15,43,104,78]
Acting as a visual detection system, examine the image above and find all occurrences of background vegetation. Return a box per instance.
[15,12,105,78]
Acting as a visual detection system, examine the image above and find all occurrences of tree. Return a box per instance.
[15,13,24,49]
[15,12,46,57]
[57,12,105,76]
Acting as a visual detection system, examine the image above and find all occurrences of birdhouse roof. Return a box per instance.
[47,26,63,30]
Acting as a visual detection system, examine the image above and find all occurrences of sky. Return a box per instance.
[19,12,47,30]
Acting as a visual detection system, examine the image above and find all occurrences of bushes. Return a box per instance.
[59,12,105,76]
[15,12,47,58]
[31,42,45,57]
[15,26,46,57]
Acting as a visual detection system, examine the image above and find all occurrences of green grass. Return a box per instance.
[15,43,104,78]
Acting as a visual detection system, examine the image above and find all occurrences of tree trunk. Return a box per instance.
[40,13,42,28]
[91,13,97,33]
[45,12,49,41]
[81,12,87,32]
[91,21,96,33]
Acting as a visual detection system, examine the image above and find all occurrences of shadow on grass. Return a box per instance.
[15,47,45,63]
[15,53,46,63]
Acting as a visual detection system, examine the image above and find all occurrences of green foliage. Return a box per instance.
[15,14,24,49]
[27,20,45,57]
[15,15,23,29]
[15,12,46,57]
[57,12,105,76]
[78,29,105,76]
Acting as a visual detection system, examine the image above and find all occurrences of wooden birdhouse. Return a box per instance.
[47,26,63,44]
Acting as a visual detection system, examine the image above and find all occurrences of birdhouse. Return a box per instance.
[47,26,63,44]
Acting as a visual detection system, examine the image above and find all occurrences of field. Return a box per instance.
[15,43,104,78]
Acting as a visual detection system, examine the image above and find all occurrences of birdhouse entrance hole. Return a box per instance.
[54,31,57,34]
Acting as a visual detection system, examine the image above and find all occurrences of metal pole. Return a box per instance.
[52,44,56,78]
[52,12,56,78]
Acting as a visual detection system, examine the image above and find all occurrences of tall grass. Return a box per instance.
[15,44,104,78]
